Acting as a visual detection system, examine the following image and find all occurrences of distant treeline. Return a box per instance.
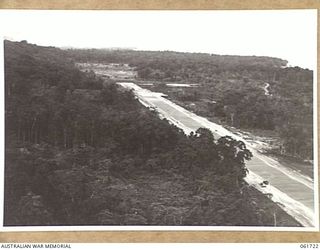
[4,40,299,227]
[67,49,288,82]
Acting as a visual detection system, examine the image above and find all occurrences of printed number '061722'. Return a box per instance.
[300,244,319,249]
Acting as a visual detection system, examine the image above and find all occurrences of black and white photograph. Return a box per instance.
[0,10,318,231]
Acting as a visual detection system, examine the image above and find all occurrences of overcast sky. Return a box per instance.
[0,10,317,70]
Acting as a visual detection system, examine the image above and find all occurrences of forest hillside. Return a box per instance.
[4,41,300,226]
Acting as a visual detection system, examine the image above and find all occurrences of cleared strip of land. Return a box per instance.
[118,82,316,228]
